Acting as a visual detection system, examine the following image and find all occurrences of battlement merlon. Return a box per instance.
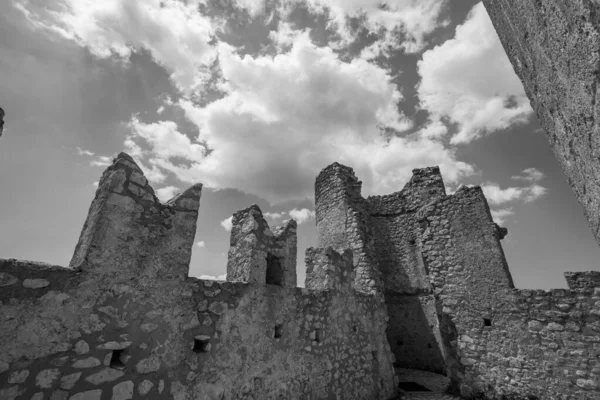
[69,152,202,279]
[226,204,297,287]
[273,219,298,288]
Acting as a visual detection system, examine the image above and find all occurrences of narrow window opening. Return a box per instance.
[427,343,432,349]
[396,339,404,347]
[371,350,377,360]
[274,324,283,339]
[314,328,322,343]
[266,253,284,286]
[193,335,211,353]
[110,349,127,369]
[352,325,358,333]
[483,318,492,327]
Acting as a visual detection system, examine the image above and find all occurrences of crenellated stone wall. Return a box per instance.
[0,154,397,400]
[2,156,600,400]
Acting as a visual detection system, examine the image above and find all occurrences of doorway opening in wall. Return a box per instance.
[266,253,284,286]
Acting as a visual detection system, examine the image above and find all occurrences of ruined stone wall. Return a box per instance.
[418,185,600,398]
[446,287,600,400]
[482,0,600,245]
[565,271,600,290]
[225,202,396,399]
[0,261,398,400]
[315,163,382,295]
[0,154,398,400]
[366,167,447,374]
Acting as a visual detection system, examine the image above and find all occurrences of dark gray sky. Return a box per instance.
[1,0,598,289]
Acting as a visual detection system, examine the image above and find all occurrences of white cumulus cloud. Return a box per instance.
[288,208,315,224]
[511,168,544,182]
[482,183,547,206]
[264,211,287,220]
[295,0,449,54]
[15,0,220,94]
[90,156,112,167]
[416,2,533,144]
[155,186,180,202]
[76,147,95,156]
[126,31,473,203]
[490,208,514,225]
[221,216,233,232]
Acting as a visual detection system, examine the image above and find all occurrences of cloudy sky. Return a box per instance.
[1,0,598,289]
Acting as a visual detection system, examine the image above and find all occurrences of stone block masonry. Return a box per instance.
[0,153,396,400]
[482,0,600,246]
[1,155,599,399]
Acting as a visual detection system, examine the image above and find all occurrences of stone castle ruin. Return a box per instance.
[4,2,600,398]
[1,152,600,400]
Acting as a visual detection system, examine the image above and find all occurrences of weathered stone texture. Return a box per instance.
[482,0,600,245]
[315,163,383,295]
[0,154,396,400]
[226,204,297,287]
[305,247,355,291]
[565,271,600,289]
[2,156,600,399]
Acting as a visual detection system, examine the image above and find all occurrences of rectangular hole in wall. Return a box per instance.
[266,253,284,286]
[483,318,492,327]
[193,335,211,353]
[274,324,283,339]
[110,349,127,369]
[314,328,322,343]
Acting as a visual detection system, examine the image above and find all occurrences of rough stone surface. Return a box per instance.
[138,380,154,395]
[226,205,297,287]
[305,247,354,291]
[69,390,102,400]
[35,369,60,388]
[482,0,600,246]
[1,155,599,399]
[112,380,133,400]
[60,372,81,390]
[23,278,50,289]
[565,271,600,289]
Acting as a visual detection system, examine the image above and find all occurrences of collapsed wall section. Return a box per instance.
[482,0,600,246]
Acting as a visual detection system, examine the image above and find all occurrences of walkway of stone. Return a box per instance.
[395,368,463,400]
